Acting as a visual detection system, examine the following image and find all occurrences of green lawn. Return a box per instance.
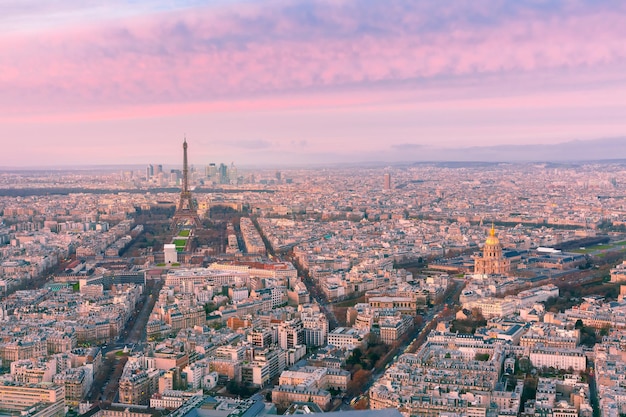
[178,230,190,237]
[572,240,626,254]
[173,239,187,247]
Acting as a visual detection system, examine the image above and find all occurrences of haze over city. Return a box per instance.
[6,2,626,416]
[2,0,626,166]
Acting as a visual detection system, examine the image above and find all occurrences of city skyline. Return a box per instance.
[2,0,626,166]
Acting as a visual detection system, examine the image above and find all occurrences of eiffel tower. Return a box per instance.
[172,138,201,228]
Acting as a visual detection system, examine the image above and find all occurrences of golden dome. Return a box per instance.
[485,224,500,246]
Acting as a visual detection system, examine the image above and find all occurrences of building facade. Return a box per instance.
[474,225,510,275]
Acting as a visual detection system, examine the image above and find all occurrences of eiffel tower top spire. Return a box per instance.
[182,136,189,194]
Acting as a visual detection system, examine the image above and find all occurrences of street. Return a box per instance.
[87,278,163,404]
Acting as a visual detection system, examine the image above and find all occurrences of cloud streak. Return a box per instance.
[2,0,626,119]
[226,139,272,149]
[391,144,425,151]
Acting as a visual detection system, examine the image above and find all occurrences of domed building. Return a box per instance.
[474,224,510,275]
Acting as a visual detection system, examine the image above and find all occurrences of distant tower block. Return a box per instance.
[172,138,201,227]
[383,173,391,190]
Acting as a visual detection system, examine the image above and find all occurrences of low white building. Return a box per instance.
[327,327,365,349]
[164,244,177,265]
[530,347,586,372]
[463,296,517,318]
[149,389,202,410]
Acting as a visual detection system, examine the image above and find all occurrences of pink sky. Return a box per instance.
[1,0,626,166]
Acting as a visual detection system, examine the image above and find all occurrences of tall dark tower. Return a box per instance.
[172,138,200,227]
[182,139,190,199]
[383,172,391,190]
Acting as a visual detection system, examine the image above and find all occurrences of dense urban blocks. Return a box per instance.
[2,162,626,417]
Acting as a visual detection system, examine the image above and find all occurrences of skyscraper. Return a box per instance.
[383,173,391,190]
[230,162,237,184]
[206,163,217,179]
[219,163,229,184]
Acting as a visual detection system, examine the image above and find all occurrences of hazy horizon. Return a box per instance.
[2,0,626,166]
[1,137,626,170]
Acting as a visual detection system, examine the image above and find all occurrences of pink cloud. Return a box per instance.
[1,0,625,120]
